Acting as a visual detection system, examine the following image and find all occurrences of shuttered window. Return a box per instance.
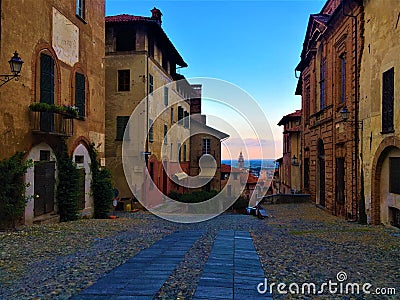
[149,118,154,142]
[118,70,130,91]
[164,87,168,106]
[40,53,54,105]
[382,68,394,133]
[116,116,129,141]
[178,106,183,125]
[149,74,154,94]
[164,124,168,144]
[389,157,400,194]
[319,58,326,110]
[75,72,85,118]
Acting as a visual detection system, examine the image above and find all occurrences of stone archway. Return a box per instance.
[371,136,400,225]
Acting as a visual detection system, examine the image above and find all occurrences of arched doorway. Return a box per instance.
[72,144,92,213]
[317,139,325,207]
[372,144,400,226]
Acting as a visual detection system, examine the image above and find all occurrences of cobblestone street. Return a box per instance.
[0,203,399,299]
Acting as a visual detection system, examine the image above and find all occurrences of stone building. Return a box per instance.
[0,0,105,224]
[277,110,302,194]
[105,9,192,207]
[359,0,400,226]
[295,0,363,219]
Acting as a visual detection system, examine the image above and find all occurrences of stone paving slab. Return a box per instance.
[193,230,272,300]
[72,230,204,300]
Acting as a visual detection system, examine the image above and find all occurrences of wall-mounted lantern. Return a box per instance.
[0,51,24,87]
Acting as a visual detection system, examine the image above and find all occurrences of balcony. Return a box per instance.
[31,110,73,137]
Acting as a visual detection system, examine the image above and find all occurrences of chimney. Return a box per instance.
[151,7,162,25]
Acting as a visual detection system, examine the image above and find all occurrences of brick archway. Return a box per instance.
[370,136,400,225]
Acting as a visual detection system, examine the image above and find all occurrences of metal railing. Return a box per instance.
[31,111,73,137]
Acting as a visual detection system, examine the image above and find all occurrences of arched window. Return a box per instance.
[74,71,86,118]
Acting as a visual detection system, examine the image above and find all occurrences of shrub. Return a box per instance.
[168,190,182,200]
[232,196,249,211]
[89,143,113,219]
[0,152,33,229]
[178,190,218,203]
[55,139,80,222]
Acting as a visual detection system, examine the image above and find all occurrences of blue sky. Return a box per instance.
[106,0,326,159]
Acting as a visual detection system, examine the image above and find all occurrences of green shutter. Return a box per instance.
[75,73,85,118]
[40,53,54,105]
[116,116,129,140]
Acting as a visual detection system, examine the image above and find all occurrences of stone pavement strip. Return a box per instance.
[73,230,272,300]
[72,230,204,300]
[193,231,272,300]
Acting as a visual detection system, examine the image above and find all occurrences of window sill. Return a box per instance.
[381,130,395,135]
[76,14,87,24]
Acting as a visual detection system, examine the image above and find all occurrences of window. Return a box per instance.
[149,74,154,94]
[178,106,183,125]
[40,53,55,105]
[75,155,84,164]
[162,55,168,71]
[178,143,181,162]
[116,116,129,140]
[184,111,189,128]
[116,29,135,52]
[148,37,154,57]
[304,158,310,190]
[339,54,346,103]
[76,0,85,19]
[118,70,130,92]
[389,157,400,194]
[304,81,310,124]
[149,162,154,190]
[164,86,168,106]
[171,107,174,123]
[40,150,51,162]
[164,124,168,144]
[75,72,85,118]
[382,67,394,133]
[149,118,154,142]
[183,144,187,161]
[319,58,326,110]
[336,158,345,204]
[202,139,211,154]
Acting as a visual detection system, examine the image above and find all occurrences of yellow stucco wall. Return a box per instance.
[360,0,400,225]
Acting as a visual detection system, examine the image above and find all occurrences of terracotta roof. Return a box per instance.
[105,14,150,23]
[240,173,258,185]
[221,164,242,173]
[277,109,302,126]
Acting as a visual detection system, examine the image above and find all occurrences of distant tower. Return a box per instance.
[238,151,245,169]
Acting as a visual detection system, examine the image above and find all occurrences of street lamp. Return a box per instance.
[340,106,351,122]
[0,51,24,87]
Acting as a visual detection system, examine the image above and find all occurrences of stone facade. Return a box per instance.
[277,110,301,194]
[296,0,363,219]
[360,0,400,226]
[105,10,192,206]
[0,0,105,224]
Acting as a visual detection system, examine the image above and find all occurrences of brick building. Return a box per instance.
[295,0,363,219]
[0,0,105,224]
[277,110,302,194]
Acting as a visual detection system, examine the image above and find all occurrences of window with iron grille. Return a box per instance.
[382,67,394,133]
[339,54,346,103]
[116,116,129,140]
[202,139,210,154]
[118,70,130,92]
[319,58,326,110]
[183,144,187,161]
[389,207,400,228]
[164,124,168,145]
[149,74,154,94]
[171,107,174,123]
[389,157,400,194]
[164,86,168,106]
[76,0,85,19]
[75,72,85,118]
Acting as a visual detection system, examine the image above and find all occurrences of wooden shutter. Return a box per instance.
[382,68,394,133]
[75,73,85,118]
[116,116,129,140]
[40,53,54,104]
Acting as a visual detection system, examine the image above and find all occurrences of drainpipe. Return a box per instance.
[341,0,364,222]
